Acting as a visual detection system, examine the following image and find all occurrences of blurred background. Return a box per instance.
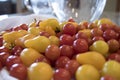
[0,0,120,24]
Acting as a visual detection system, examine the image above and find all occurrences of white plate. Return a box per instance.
[0,68,18,80]
[0,14,56,32]
[0,14,56,80]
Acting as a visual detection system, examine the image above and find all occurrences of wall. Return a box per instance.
[104,0,117,12]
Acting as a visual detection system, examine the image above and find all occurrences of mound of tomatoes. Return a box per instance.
[0,18,120,80]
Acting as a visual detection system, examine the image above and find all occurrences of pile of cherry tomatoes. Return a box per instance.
[0,18,120,80]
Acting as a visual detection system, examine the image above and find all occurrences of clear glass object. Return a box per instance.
[24,0,52,14]
[24,0,106,22]
[49,0,106,22]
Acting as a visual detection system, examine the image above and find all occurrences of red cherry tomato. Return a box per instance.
[10,63,27,80]
[6,55,22,70]
[53,68,71,80]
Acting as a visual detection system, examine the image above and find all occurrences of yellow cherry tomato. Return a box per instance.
[28,27,42,36]
[102,60,120,80]
[3,30,27,44]
[76,51,106,70]
[24,36,50,53]
[20,48,43,67]
[28,62,53,80]
[39,18,60,31]
[89,40,109,55]
[49,36,60,46]
[97,18,115,26]
[76,64,100,80]
[44,26,56,36]
[15,34,36,48]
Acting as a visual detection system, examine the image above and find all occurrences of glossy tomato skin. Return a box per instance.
[99,24,110,32]
[55,56,70,68]
[101,75,116,80]
[53,68,71,80]
[40,31,50,38]
[12,27,22,31]
[107,39,120,53]
[35,56,51,65]
[60,45,74,58]
[19,24,28,31]
[10,63,27,80]
[73,39,88,54]
[0,52,10,66]
[103,29,118,41]
[62,23,76,36]
[0,46,10,53]
[60,34,74,46]
[75,32,88,42]
[6,55,22,70]
[92,36,104,42]
[0,60,3,70]
[91,28,103,37]
[107,53,120,62]
[11,45,23,56]
[65,60,80,76]
[45,45,60,61]
[0,36,3,47]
